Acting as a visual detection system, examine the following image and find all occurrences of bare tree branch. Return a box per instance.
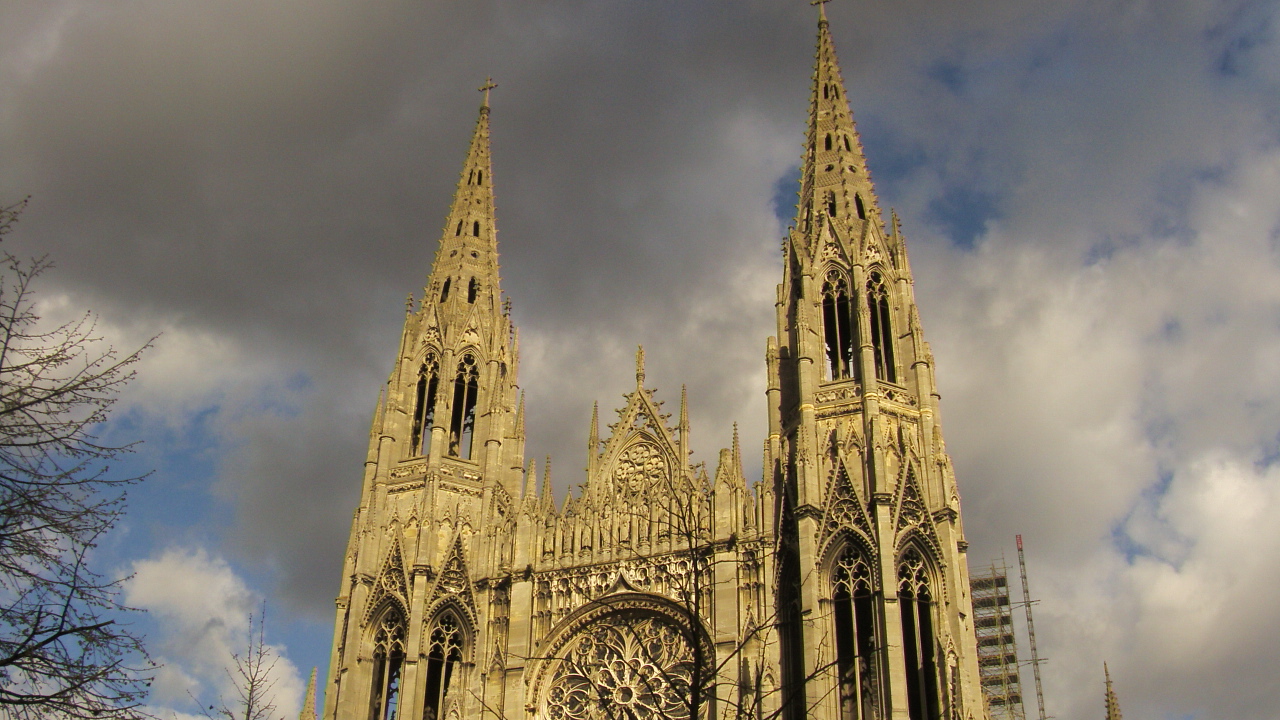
[0,202,156,720]
[197,604,280,720]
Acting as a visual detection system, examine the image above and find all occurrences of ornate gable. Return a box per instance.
[364,538,409,625]
[430,533,478,621]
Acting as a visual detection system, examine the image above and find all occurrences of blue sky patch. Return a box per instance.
[924,185,999,249]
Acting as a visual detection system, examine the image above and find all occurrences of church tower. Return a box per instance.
[323,84,525,720]
[767,6,985,720]
[325,11,987,720]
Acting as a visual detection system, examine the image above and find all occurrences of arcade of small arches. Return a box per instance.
[820,268,896,385]
[828,541,942,720]
[410,351,481,461]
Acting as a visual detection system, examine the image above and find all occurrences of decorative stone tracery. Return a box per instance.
[611,442,668,497]
[542,612,701,720]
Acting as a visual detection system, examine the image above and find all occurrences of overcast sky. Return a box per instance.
[3,1,1279,719]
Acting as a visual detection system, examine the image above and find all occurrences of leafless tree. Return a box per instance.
[0,200,156,718]
[199,605,280,720]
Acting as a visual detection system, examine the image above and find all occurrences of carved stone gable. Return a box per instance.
[363,539,409,625]
[823,460,873,542]
[431,534,478,618]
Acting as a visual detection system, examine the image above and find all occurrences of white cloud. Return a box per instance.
[912,142,1280,719]
[126,547,306,719]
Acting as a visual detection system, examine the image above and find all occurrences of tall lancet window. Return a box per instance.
[833,545,879,720]
[449,354,480,459]
[410,356,440,457]
[898,548,940,720]
[423,612,464,720]
[368,609,406,720]
[867,272,896,383]
[822,271,858,382]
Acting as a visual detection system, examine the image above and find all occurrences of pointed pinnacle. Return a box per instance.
[589,401,600,450]
[542,456,554,508]
[523,458,537,500]
[299,667,317,720]
[636,345,646,387]
[371,387,386,436]
[515,391,526,437]
[732,422,742,472]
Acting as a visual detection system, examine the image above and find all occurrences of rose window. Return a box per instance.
[544,614,697,720]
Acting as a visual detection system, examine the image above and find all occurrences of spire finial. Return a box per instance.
[479,77,499,109]
[811,0,831,22]
[636,345,646,386]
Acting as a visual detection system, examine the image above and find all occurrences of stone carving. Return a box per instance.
[612,442,668,497]
[391,462,428,479]
[543,614,696,720]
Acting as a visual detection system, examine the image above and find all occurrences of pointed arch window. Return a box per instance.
[440,278,451,303]
[822,272,859,382]
[824,84,830,100]
[844,135,852,152]
[472,220,480,236]
[854,194,866,220]
[898,548,940,720]
[825,134,834,151]
[423,612,465,720]
[476,170,483,184]
[455,221,463,236]
[467,277,478,304]
[449,354,480,459]
[866,272,896,383]
[833,545,879,720]
[826,190,838,217]
[368,609,406,720]
[411,357,440,457]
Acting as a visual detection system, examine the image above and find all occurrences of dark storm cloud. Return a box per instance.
[5,1,1280,719]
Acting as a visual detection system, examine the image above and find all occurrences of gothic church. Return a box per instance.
[324,11,984,720]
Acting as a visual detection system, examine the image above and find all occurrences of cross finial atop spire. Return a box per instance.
[479,77,498,109]
[810,0,831,22]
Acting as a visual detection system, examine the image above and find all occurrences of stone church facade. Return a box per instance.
[323,13,985,720]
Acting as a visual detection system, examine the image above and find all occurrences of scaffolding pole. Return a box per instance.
[1016,534,1048,720]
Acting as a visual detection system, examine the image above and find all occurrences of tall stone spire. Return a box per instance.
[299,667,317,720]
[1104,663,1123,720]
[424,84,502,314]
[796,1,882,245]
[324,88,525,720]
[765,8,985,720]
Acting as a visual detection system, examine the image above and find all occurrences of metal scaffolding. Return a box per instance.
[971,560,1025,720]
[1017,534,1048,720]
